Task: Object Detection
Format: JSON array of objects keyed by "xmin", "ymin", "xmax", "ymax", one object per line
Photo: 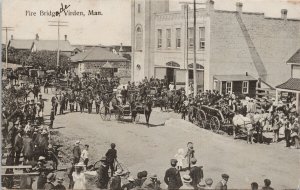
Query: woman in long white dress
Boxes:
[{"xmin": 72, "ymin": 163, "xmax": 86, "ymax": 189}]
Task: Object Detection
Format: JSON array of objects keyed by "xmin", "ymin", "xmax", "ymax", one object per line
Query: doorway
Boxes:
[{"xmin": 166, "ymin": 68, "xmax": 175, "ymax": 83}]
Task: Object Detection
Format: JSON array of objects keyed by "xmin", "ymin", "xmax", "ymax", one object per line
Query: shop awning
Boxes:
[{"xmin": 276, "ymin": 78, "xmax": 300, "ymax": 92}]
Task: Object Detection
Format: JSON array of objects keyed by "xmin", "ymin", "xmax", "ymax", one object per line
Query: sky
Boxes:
[{"xmin": 1, "ymin": 0, "xmax": 300, "ymax": 46}]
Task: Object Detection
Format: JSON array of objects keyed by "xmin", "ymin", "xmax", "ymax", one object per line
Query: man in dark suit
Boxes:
[
  {"xmin": 105, "ymin": 143, "xmax": 117, "ymax": 177},
  {"xmin": 215, "ymin": 174, "xmax": 229, "ymax": 190},
  {"xmin": 164, "ymin": 159, "xmax": 183, "ymax": 190},
  {"xmin": 189, "ymin": 158, "xmax": 203, "ymax": 189},
  {"xmin": 97, "ymin": 157, "xmax": 110, "ymax": 189}
]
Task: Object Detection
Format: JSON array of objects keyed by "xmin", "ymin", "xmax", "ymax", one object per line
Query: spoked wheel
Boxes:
[
  {"xmin": 210, "ymin": 116, "xmax": 221, "ymax": 133},
  {"xmin": 100, "ymin": 106, "xmax": 111, "ymax": 120},
  {"xmin": 115, "ymin": 110, "xmax": 124, "ymax": 121},
  {"xmin": 199, "ymin": 110, "xmax": 207, "ymax": 128}
]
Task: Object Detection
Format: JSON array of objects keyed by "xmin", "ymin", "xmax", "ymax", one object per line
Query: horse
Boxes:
[
  {"xmin": 144, "ymin": 97, "xmax": 153, "ymax": 127},
  {"xmin": 232, "ymin": 113, "xmax": 254, "ymax": 144}
]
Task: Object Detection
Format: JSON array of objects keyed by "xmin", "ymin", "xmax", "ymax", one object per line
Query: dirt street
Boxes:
[{"xmin": 49, "ymin": 103, "xmax": 300, "ymax": 190}]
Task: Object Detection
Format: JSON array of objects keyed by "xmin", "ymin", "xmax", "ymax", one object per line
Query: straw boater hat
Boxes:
[
  {"xmin": 75, "ymin": 140, "xmax": 80, "ymax": 145},
  {"xmin": 38, "ymin": 156, "xmax": 46, "ymax": 161},
  {"xmin": 100, "ymin": 156, "xmax": 107, "ymax": 162},
  {"xmin": 41, "ymin": 130, "xmax": 48, "ymax": 135},
  {"xmin": 205, "ymin": 178, "xmax": 213, "ymax": 186},
  {"xmin": 57, "ymin": 177, "xmax": 64, "ymax": 183},
  {"xmin": 127, "ymin": 176, "xmax": 135, "ymax": 182},
  {"xmin": 150, "ymin": 174, "xmax": 158, "ymax": 179},
  {"xmin": 114, "ymin": 169, "xmax": 124, "ymax": 176},
  {"xmin": 182, "ymin": 175, "xmax": 192, "ymax": 183},
  {"xmin": 75, "ymin": 162, "xmax": 85, "ymax": 167}
]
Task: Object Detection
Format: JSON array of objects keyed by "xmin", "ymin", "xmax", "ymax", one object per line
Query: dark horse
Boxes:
[{"xmin": 144, "ymin": 97, "xmax": 153, "ymax": 127}]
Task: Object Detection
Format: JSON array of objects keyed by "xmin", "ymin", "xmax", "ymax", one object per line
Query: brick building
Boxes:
[
  {"xmin": 131, "ymin": 0, "xmax": 300, "ymax": 95},
  {"xmin": 70, "ymin": 46, "xmax": 130, "ymax": 79}
]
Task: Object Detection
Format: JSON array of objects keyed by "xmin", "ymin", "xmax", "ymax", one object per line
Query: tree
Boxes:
[
  {"xmin": 1, "ymin": 46, "xmax": 31, "ymax": 65},
  {"xmin": 26, "ymin": 50, "xmax": 71, "ymax": 71}
]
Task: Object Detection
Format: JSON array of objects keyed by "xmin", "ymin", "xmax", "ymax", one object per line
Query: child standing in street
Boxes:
[{"xmin": 174, "ymin": 148, "xmax": 185, "ymax": 171}]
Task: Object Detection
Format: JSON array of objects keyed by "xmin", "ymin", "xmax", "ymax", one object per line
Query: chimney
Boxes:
[
  {"xmin": 11, "ymin": 35, "xmax": 13, "ymax": 40},
  {"xmin": 64, "ymin": 35, "xmax": 67, "ymax": 41},
  {"xmin": 236, "ymin": 2, "xmax": 243, "ymax": 13},
  {"xmin": 35, "ymin": 33, "xmax": 39, "ymax": 41},
  {"xmin": 207, "ymin": 0, "xmax": 214, "ymax": 11},
  {"xmin": 281, "ymin": 9, "xmax": 287, "ymax": 20},
  {"xmin": 119, "ymin": 43, "xmax": 124, "ymax": 52}
]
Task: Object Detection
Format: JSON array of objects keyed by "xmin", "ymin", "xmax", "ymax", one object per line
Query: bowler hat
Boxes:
[
  {"xmin": 170, "ymin": 159, "xmax": 178, "ymax": 165},
  {"xmin": 128, "ymin": 176, "xmax": 135, "ymax": 182},
  {"xmin": 190, "ymin": 158, "xmax": 197, "ymax": 164},
  {"xmin": 100, "ymin": 156, "xmax": 107, "ymax": 162},
  {"xmin": 222, "ymin": 174, "xmax": 229, "ymax": 180}
]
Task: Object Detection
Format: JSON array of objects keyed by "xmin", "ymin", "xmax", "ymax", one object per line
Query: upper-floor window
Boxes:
[
  {"xmin": 166, "ymin": 29, "xmax": 171, "ymax": 48},
  {"xmin": 157, "ymin": 29, "xmax": 162, "ymax": 48},
  {"xmin": 176, "ymin": 28, "xmax": 181, "ymax": 48},
  {"xmin": 188, "ymin": 27, "xmax": 194, "ymax": 48},
  {"xmin": 138, "ymin": 4, "xmax": 141, "ymax": 13},
  {"xmin": 199, "ymin": 27, "xmax": 205, "ymax": 49},
  {"xmin": 136, "ymin": 25, "xmax": 142, "ymax": 51}
]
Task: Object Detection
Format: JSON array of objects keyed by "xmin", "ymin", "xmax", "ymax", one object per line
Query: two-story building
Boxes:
[{"xmin": 131, "ymin": 0, "xmax": 300, "ymax": 97}]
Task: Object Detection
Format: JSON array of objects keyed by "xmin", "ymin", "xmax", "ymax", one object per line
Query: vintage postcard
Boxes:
[{"xmin": 1, "ymin": 0, "xmax": 300, "ymax": 189}]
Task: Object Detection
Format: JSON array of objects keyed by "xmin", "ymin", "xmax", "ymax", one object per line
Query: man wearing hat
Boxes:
[
  {"xmin": 262, "ymin": 179, "xmax": 274, "ymax": 190},
  {"xmin": 55, "ymin": 177, "xmax": 66, "ymax": 190},
  {"xmin": 215, "ymin": 174, "xmax": 229, "ymax": 190},
  {"xmin": 96, "ymin": 156, "xmax": 110, "ymax": 189},
  {"xmin": 121, "ymin": 176, "xmax": 136, "ymax": 190},
  {"xmin": 22, "ymin": 131, "xmax": 34, "ymax": 162},
  {"xmin": 110, "ymin": 168, "xmax": 123, "ymax": 190},
  {"xmin": 73, "ymin": 140, "xmax": 81, "ymax": 164},
  {"xmin": 142, "ymin": 174, "xmax": 161, "ymax": 190},
  {"xmin": 3, "ymin": 144, "xmax": 14, "ymax": 189},
  {"xmin": 105, "ymin": 143, "xmax": 117, "ymax": 177},
  {"xmin": 14, "ymin": 129, "xmax": 23, "ymax": 165},
  {"xmin": 164, "ymin": 159, "xmax": 183, "ymax": 190},
  {"xmin": 38, "ymin": 94, "xmax": 44, "ymax": 113},
  {"xmin": 181, "ymin": 174, "xmax": 193, "ymax": 189},
  {"xmin": 36, "ymin": 156, "xmax": 48, "ymax": 189},
  {"xmin": 189, "ymin": 158, "xmax": 203, "ymax": 190}
]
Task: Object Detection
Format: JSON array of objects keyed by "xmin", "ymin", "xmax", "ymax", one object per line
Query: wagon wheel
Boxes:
[
  {"xmin": 115, "ymin": 109, "xmax": 124, "ymax": 121},
  {"xmin": 196, "ymin": 110, "xmax": 205, "ymax": 128},
  {"xmin": 210, "ymin": 116, "xmax": 221, "ymax": 133},
  {"xmin": 197, "ymin": 110, "xmax": 207, "ymax": 128}
]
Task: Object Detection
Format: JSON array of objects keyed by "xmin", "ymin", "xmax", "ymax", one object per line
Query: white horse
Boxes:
[{"xmin": 232, "ymin": 114, "xmax": 254, "ymax": 144}]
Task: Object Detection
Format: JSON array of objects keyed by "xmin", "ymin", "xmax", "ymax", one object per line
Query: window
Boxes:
[
  {"xmin": 188, "ymin": 27, "xmax": 194, "ymax": 48},
  {"xmin": 136, "ymin": 25, "xmax": 142, "ymax": 51},
  {"xmin": 166, "ymin": 29, "xmax": 171, "ymax": 48},
  {"xmin": 138, "ymin": 4, "xmax": 141, "ymax": 13},
  {"xmin": 113, "ymin": 68, "xmax": 118, "ymax": 73},
  {"xmin": 176, "ymin": 28, "xmax": 181, "ymax": 48},
  {"xmin": 199, "ymin": 27, "xmax": 205, "ymax": 49},
  {"xmin": 157, "ymin": 29, "xmax": 162, "ymax": 48},
  {"xmin": 189, "ymin": 70, "xmax": 193, "ymax": 79},
  {"xmin": 242, "ymin": 81, "xmax": 249, "ymax": 94},
  {"xmin": 226, "ymin": 82, "xmax": 232, "ymax": 94}
]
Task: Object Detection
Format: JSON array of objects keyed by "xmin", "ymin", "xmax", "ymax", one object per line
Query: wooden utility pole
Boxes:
[
  {"xmin": 48, "ymin": 20, "xmax": 68, "ymax": 68},
  {"xmin": 2, "ymin": 26, "xmax": 14, "ymax": 73},
  {"xmin": 180, "ymin": 1, "xmax": 206, "ymax": 97}
]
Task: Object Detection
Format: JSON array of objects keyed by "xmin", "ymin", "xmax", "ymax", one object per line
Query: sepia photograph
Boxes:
[{"xmin": 1, "ymin": 0, "xmax": 300, "ymax": 189}]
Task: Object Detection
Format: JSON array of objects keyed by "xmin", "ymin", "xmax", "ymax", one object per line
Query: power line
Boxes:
[{"xmin": 48, "ymin": 20, "xmax": 69, "ymax": 67}]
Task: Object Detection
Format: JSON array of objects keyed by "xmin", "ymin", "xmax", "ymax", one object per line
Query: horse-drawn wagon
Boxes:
[{"xmin": 195, "ymin": 105, "xmax": 235, "ymax": 133}]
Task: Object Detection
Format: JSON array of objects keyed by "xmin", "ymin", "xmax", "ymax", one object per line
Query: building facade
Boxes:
[{"xmin": 131, "ymin": 0, "xmax": 300, "ymax": 93}]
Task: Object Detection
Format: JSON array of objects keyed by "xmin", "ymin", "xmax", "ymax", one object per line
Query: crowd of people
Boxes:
[{"xmin": 1, "ymin": 72, "xmax": 299, "ymax": 189}]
